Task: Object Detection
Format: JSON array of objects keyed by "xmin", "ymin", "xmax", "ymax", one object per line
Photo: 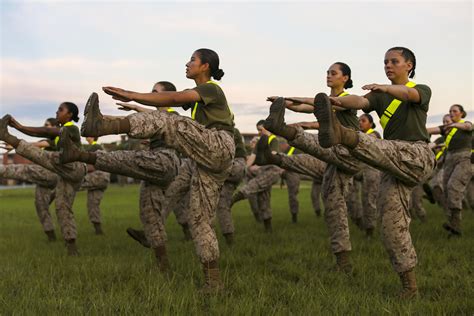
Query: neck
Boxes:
[
  {"xmin": 391, "ymin": 76, "xmax": 409, "ymax": 85},
  {"xmin": 330, "ymin": 87, "xmax": 344, "ymax": 97},
  {"xmin": 194, "ymin": 74, "xmax": 211, "ymax": 85}
]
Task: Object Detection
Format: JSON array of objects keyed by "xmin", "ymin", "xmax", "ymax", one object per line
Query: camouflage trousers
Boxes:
[
  {"xmin": 284, "ymin": 171, "xmax": 301, "ymax": 215},
  {"xmin": 0, "ymin": 164, "xmax": 57, "ymax": 232},
  {"xmin": 465, "ymin": 164, "xmax": 474, "ymax": 211},
  {"xmin": 443, "ymin": 150, "xmax": 472, "ymax": 216},
  {"xmin": 245, "ymin": 173, "xmax": 261, "ymax": 221},
  {"xmin": 93, "ymin": 147, "xmax": 179, "ymax": 249},
  {"xmin": 216, "ymin": 157, "xmax": 246, "ymax": 234},
  {"xmin": 163, "ymin": 159, "xmax": 191, "ymax": 227},
  {"xmin": 347, "ymin": 177, "xmax": 362, "ymax": 223},
  {"xmin": 290, "ymin": 129, "xmax": 363, "ymax": 254},
  {"xmin": 237, "ymin": 165, "xmax": 282, "ymax": 221},
  {"xmin": 429, "ymin": 167, "xmax": 446, "ymax": 211},
  {"xmin": 409, "ymin": 184, "xmax": 427, "ymax": 221},
  {"xmin": 279, "ymin": 153, "xmax": 327, "ymax": 215},
  {"xmin": 16, "ymin": 141, "xmax": 86, "ymax": 241},
  {"xmin": 127, "ymin": 111, "xmax": 235, "ymax": 263},
  {"xmin": 81, "ymin": 170, "xmax": 110, "ymax": 224},
  {"xmin": 361, "ymin": 166, "xmax": 381, "ymax": 229},
  {"xmin": 343, "ymin": 133, "xmax": 436, "ymax": 273}
]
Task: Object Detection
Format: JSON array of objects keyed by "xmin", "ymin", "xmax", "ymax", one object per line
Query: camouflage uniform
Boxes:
[
  {"xmin": 409, "ymin": 184, "xmax": 427, "ymax": 221},
  {"xmin": 162, "ymin": 158, "xmax": 191, "ymax": 228},
  {"xmin": 347, "ymin": 176, "xmax": 363, "ymax": 225},
  {"xmin": 311, "ymin": 180, "xmax": 323, "ymax": 215},
  {"xmin": 284, "ymin": 171, "xmax": 301, "ymax": 216},
  {"xmin": 236, "ymin": 165, "xmax": 282, "ymax": 221},
  {"xmin": 244, "ymin": 172, "xmax": 262, "ymax": 221},
  {"xmin": 15, "ymin": 140, "xmax": 87, "ymax": 240},
  {"xmin": 289, "ymin": 128, "xmax": 363, "ymax": 254},
  {"xmin": 361, "ymin": 166, "xmax": 381, "ymax": 230},
  {"xmin": 443, "ymin": 150, "xmax": 472, "ymax": 220},
  {"xmin": 80, "ymin": 170, "xmax": 110, "ymax": 225},
  {"xmin": 428, "ymin": 166, "xmax": 446, "ymax": 211},
  {"xmin": 216, "ymin": 157, "xmax": 246, "ymax": 234},
  {"xmin": 127, "ymin": 111, "xmax": 235, "ymax": 263},
  {"xmin": 92, "ymin": 147, "xmax": 180, "ymax": 248},
  {"xmin": 0, "ymin": 163, "xmax": 57, "ymax": 232},
  {"xmin": 343, "ymin": 133, "xmax": 435, "ymax": 273}
]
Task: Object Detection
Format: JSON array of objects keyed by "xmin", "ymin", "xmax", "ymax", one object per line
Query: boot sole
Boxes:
[
  {"xmin": 126, "ymin": 228, "xmax": 151, "ymax": 248},
  {"xmin": 314, "ymin": 93, "xmax": 335, "ymax": 148},
  {"xmin": 264, "ymin": 97, "xmax": 286, "ymax": 134},
  {"xmin": 81, "ymin": 92, "xmax": 100, "ymax": 137}
]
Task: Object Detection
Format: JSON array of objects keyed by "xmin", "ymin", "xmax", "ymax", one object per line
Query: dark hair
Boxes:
[
  {"xmin": 195, "ymin": 48, "xmax": 225, "ymax": 80},
  {"xmin": 256, "ymin": 120, "xmax": 266, "ymax": 127},
  {"xmin": 62, "ymin": 102, "xmax": 79, "ymax": 122},
  {"xmin": 334, "ymin": 62, "xmax": 353, "ymax": 89},
  {"xmin": 387, "ymin": 47, "xmax": 417, "ymax": 79},
  {"xmin": 155, "ymin": 81, "xmax": 177, "ymax": 92},
  {"xmin": 45, "ymin": 117, "xmax": 59, "ymax": 127},
  {"xmin": 451, "ymin": 104, "xmax": 467, "ymax": 118},
  {"xmin": 360, "ymin": 113, "xmax": 376, "ymax": 129}
]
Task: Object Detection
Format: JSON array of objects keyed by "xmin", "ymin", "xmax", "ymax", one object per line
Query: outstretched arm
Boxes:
[
  {"xmin": 103, "ymin": 87, "xmax": 200, "ymax": 108},
  {"xmin": 447, "ymin": 121, "xmax": 472, "ymax": 131},
  {"xmin": 116, "ymin": 102, "xmax": 154, "ymax": 113},
  {"xmin": 329, "ymin": 95, "xmax": 370, "ymax": 110},
  {"xmin": 362, "ymin": 84, "xmax": 421, "ymax": 103},
  {"xmin": 8, "ymin": 117, "xmax": 60, "ymax": 138},
  {"xmin": 288, "ymin": 121, "xmax": 320, "ymax": 130}
]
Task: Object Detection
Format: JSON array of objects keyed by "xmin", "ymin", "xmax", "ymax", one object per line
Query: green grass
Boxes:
[{"xmin": 0, "ymin": 183, "xmax": 473, "ymax": 314}]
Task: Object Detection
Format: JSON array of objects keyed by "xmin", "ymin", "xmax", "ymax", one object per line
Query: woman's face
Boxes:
[
  {"xmin": 44, "ymin": 120, "xmax": 53, "ymax": 128},
  {"xmin": 359, "ymin": 115, "xmax": 372, "ymax": 132},
  {"xmin": 443, "ymin": 115, "xmax": 453, "ymax": 125},
  {"xmin": 55, "ymin": 104, "xmax": 72, "ymax": 124},
  {"xmin": 449, "ymin": 105, "xmax": 463, "ymax": 122},
  {"xmin": 185, "ymin": 52, "xmax": 208, "ymax": 79},
  {"xmin": 326, "ymin": 64, "xmax": 347, "ymax": 89},
  {"xmin": 152, "ymin": 83, "xmax": 164, "ymax": 93},
  {"xmin": 384, "ymin": 50, "xmax": 413, "ymax": 82}
]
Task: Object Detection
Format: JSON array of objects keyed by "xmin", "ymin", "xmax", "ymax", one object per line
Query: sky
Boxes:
[{"xmin": 0, "ymin": 0, "xmax": 472, "ymax": 146}]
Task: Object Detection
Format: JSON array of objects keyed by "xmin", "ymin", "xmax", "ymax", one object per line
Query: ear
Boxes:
[{"xmin": 406, "ymin": 60, "xmax": 413, "ymax": 72}]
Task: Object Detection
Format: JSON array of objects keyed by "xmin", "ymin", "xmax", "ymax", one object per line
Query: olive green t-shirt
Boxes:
[
  {"xmin": 183, "ymin": 82, "xmax": 234, "ymax": 133},
  {"xmin": 336, "ymin": 109, "xmax": 360, "ymax": 130},
  {"xmin": 441, "ymin": 122, "xmax": 473, "ymax": 152},
  {"xmin": 364, "ymin": 84, "xmax": 431, "ymax": 142},
  {"xmin": 253, "ymin": 135, "xmax": 279, "ymax": 156},
  {"xmin": 85, "ymin": 142, "xmax": 103, "ymax": 152},
  {"xmin": 57, "ymin": 124, "xmax": 82, "ymax": 149},
  {"xmin": 43, "ymin": 137, "xmax": 57, "ymax": 151},
  {"xmin": 233, "ymin": 128, "xmax": 247, "ymax": 159}
]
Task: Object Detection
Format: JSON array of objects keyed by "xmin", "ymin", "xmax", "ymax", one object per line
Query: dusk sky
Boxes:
[{"xmin": 1, "ymin": 0, "xmax": 472, "ymax": 146}]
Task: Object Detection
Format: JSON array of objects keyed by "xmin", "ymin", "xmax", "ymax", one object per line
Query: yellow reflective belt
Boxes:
[
  {"xmin": 191, "ymin": 81, "xmax": 234, "ymax": 120},
  {"xmin": 91, "ymin": 141, "xmax": 98, "ymax": 145},
  {"xmin": 339, "ymin": 91, "xmax": 349, "ymax": 97},
  {"xmin": 54, "ymin": 121, "xmax": 74, "ymax": 145},
  {"xmin": 166, "ymin": 108, "xmax": 175, "ymax": 113},
  {"xmin": 366, "ymin": 128, "xmax": 375, "ymax": 134},
  {"xmin": 435, "ymin": 119, "xmax": 465, "ymax": 160},
  {"xmin": 268, "ymin": 134, "xmax": 276, "ymax": 145},
  {"xmin": 379, "ymin": 81, "xmax": 417, "ymax": 129},
  {"xmin": 287, "ymin": 146, "xmax": 296, "ymax": 156}
]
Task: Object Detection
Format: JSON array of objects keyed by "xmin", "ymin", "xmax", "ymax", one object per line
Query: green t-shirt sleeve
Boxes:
[
  {"xmin": 363, "ymin": 92, "xmax": 380, "ymax": 114},
  {"xmin": 412, "ymin": 84, "xmax": 431, "ymax": 112},
  {"xmin": 193, "ymin": 83, "xmax": 218, "ymax": 106},
  {"xmin": 269, "ymin": 137, "xmax": 279, "ymax": 152}
]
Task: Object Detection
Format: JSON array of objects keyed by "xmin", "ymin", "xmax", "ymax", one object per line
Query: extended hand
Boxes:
[
  {"xmin": 362, "ymin": 84, "xmax": 388, "ymax": 93},
  {"xmin": 103, "ymin": 87, "xmax": 134, "ymax": 102},
  {"xmin": 116, "ymin": 102, "xmax": 136, "ymax": 112}
]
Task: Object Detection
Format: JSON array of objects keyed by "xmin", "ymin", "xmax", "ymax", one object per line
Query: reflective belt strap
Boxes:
[
  {"xmin": 339, "ymin": 91, "xmax": 349, "ymax": 97},
  {"xmin": 166, "ymin": 108, "xmax": 175, "ymax": 113},
  {"xmin": 91, "ymin": 141, "xmax": 98, "ymax": 145},
  {"xmin": 366, "ymin": 128, "xmax": 375, "ymax": 134},
  {"xmin": 268, "ymin": 134, "xmax": 276, "ymax": 145},
  {"xmin": 54, "ymin": 121, "xmax": 74, "ymax": 145},
  {"xmin": 287, "ymin": 146, "xmax": 296, "ymax": 156},
  {"xmin": 379, "ymin": 81, "xmax": 417, "ymax": 129},
  {"xmin": 191, "ymin": 81, "xmax": 234, "ymax": 120},
  {"xmin": 435, "ymin": 119, "xmax": 465, "ymax": 160}
]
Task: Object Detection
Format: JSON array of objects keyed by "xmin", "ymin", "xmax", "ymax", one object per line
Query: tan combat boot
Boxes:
[
  {"xmin": 45, "ymin": 230, "xmax": 57, "ymax": 242},
  {"xmin": 334, "ymin": 251, "xmax": 353, "ymax": 275},
  {"xmin": 66, "ymin": 239, "xmax": 79, "ymax": 256},
  {"xmin": 263, "ymin": 97, "xmax": 298, "ymax": 141},
  {"xmin": 201, "ymin": 260, "xmax": 223, "ymax": 294},
  {"xmin": 223, "ymin": 233, "xmax": 234, "ymax": 246},
  {"xmin": 398, "ymin": 269, "xmax": 418, "ymax": 299},
  {"xmin": 154, "ymin": 245, "xmax": 170, "ymax": 273}
]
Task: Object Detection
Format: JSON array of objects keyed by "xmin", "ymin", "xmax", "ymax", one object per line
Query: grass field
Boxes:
[{"xmin": 1, "ymin": 183, "xmax": 473, "ymax": 314}]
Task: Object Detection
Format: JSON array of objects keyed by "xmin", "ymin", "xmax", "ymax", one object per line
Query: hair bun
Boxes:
[
  {"xmin": 213, "ymin": 69, "xmax": 225, "ymax": 80},
  {"xmin": 345, "ymin": 79, "xmax": 353, "ymax": 89}
]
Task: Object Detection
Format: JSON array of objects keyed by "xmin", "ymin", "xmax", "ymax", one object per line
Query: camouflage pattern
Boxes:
[
  {"xmin": 237, "ymin": 165, "xmax": 282, "ymax": 221},
  {"xmin": 280, "ymin": 153, "xmax": 327, "ymax": 180},
  {"xmin": 347, "ymin": 177, "xmax": 363, "ymax": 224},
  {"xmin": 163, "ymin": 159, "xmax": 192, "ymax": 226},
  {"xmin": 311, "ymin": 180, "xmax": 323, "ymax": 215},
  {"xmin": 0, "ymin": 163, "xmax": 57, "ymax": 232},
  {"xmin": 348, "ymin": 132, "xmax": 436, "ymax": 273},
  {"xmin": 34, "ymin": 185, "xmax": 56, "ymax": 232},
  {"xmin": 94, "ymin": 148, "xmax": 179, "ymax": 187},
  {"xmin": 361, "ymin": 166, "xmax": 381, "ymax": 229},
  {"xmin": 140, "ymin": 181, "xmax": 167, "ymax": 248},
  {"xmin": 442, "ymin": 150, "xmax": 471, "ymax": 212},
  {"xmin": 429, "ymin": 167, "xmax": 446, "ymax": 211},
  {"xmin": 466, "ymin": 164, "xmax": 474, "ymax": 211},
  {"xmin": 81, "ymin": 170, "xmax": 110, "ymax": 224},
  {"xmin": 284, "ymin": 171, "xmax": 301, "ymax": 215},
  {"xmin": 127, "ymin": 111, "xmax": 235, "ymax": 263},
  {"xmin": 289, "ymin": 127, "xmax": 362, "ymax": 175},
  {"xmin": 244, "ymin": 172, "xmax": 262, "ymax": 221},
  {"xmin": 15, "ymin": 140, "xmax": 86, "ymax": 240},
  {"xmin": 322, "ymin": 164, "xmax": 353, "ymax": 254},
  {"xmin": 216, "ymin": 157, "xmax": 246, "ymax": 234},
  {"xmin": 409, "ymin": 184, "xmax": 427, "ymax": 221}
]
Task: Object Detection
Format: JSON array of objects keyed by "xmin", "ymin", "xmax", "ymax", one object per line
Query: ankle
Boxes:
[
  {"xmin": 119, "ymin": 118, "xmax": 131, "ymax": 134},
  {"xmin": 79, "ymin": 151, "xmax": 97, "ymax": 164}
]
